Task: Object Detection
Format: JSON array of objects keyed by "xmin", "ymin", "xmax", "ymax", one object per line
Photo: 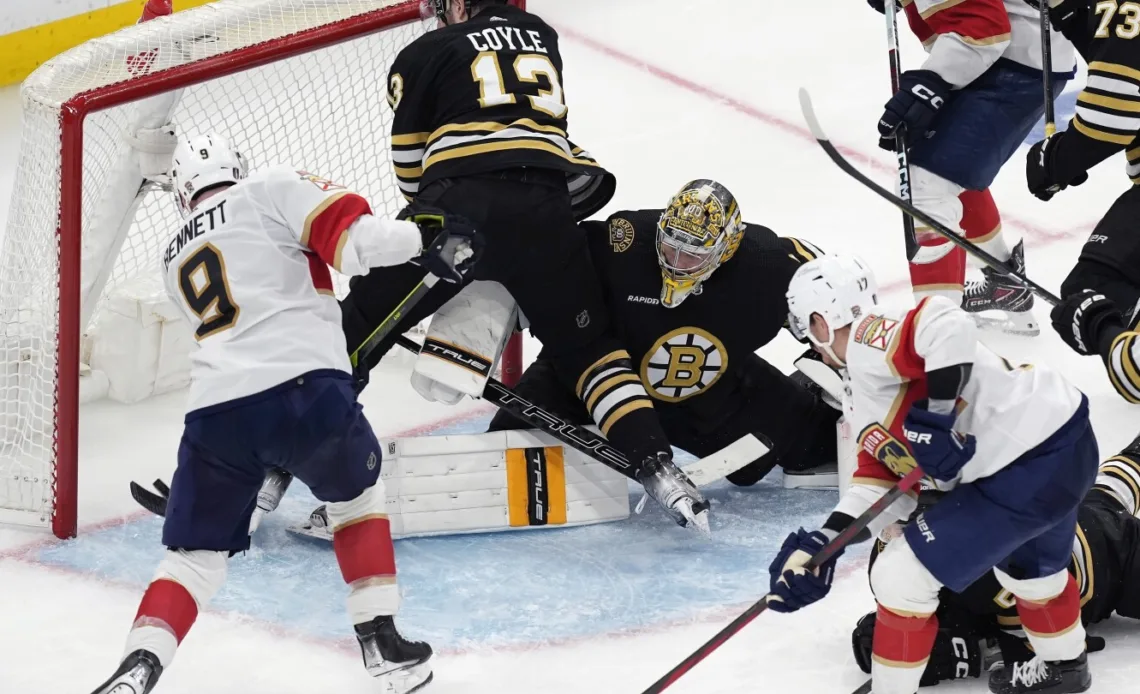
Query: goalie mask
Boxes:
[
  {"xmin": 656, "ymin": 179, "xmax": 745, "ymax": 308},
  {"xmin": 170, "ymin": 132, "xmax": 248, "ymax": 218}
]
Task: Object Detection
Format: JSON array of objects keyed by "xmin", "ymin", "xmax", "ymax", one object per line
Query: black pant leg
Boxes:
[
  {"xmin": 486, "ymin": 357, "xmax": 591, "ymax": 431},
  {"xmin": 1062, "ymin": 186, "xmax": 1140, "ymax": 321}
]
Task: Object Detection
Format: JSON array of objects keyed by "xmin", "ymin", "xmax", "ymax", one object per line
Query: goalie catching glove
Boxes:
[{"xmin": 402, "ymin": 205, "xmax": 484, "ymax": 284}]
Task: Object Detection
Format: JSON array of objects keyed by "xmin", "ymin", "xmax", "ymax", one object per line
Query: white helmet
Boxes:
[
  {"xmin": 786, "ymin": 254, "xmax": 878, "ymax": 365},
  {"xmin": 170, "ymin": 132, "xmax": 248, "ymax": 217}
]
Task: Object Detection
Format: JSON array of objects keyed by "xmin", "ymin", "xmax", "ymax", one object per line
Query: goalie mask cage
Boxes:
[{"xmin": 3, "ymin": 0, "xmax": 526, "ymax": 539}]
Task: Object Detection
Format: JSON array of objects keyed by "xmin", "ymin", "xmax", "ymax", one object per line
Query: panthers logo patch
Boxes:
[
  {"xmin": 859, "ymin": 423, "xmax": 917, "ymax": 477},
  {"xmin": 640, "ymin": 328, "xmax": 727, "ymax": 402},
  {"xmin": 853, "ymin": 314, "xmax": 898, "ymax": 352},
  {"xmin": 609, "ymin": 217, "xmax": 635, "ymax": 253},
  {"xmin": 297, "ymin": 171, "xmax": 346, "ymax": 192}
]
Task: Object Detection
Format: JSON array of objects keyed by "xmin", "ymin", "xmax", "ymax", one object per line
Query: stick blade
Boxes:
[{"xmin": 798, "ymin": 88, "xmax": 827, "ymax": 142}]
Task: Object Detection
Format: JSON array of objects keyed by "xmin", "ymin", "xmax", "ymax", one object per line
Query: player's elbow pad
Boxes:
[{"xmin": 338, "ymin": 215, "xmax": 423, "ymax": 276}]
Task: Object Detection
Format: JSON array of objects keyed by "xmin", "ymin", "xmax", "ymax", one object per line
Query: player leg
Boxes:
[
  {"xmin": 485, "ymin": 356, "xmax": 592, "ymax": 432},
  {"xmin": 91, "ymin": 398, "xmax": 279, "ymax": 693},
  {"xmin": 421, "ymin": 170, "xmax": 704, "ymax": 530},
  {"xmin": 907, "ymin": 64, "xmax": 1068, "ymax": 335},
  {"xmin": 282, "ymin": 371, "xmax": 432, "ymax": 694}
]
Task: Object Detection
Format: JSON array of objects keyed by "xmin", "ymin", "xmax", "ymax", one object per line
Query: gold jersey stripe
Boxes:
[
  {"xmin": 585, "ymin": 373, "xmax": 643, "ymax": 412},
  {"xmin": 427, "ymin": 118, "xmax": 569, "ymax": 145},
  {"xmin": 424, "ymin": 138, "xmax": 599, "ymax": 172},
  {"xmin": 391, "ymin": 132, "xmax": 430, "ymax": 146},
  {"xmin": 394, "ymin": 164, "xmax": 423, "ymax": 178},
  {"xmin": 787, "ymin": 237, "xmax": 818, "ymax": 263},
  {"xmin": 919, "ymin": 0, "xmax": 970, "ymax": 19},
  {"xmin": 1078, "ymin": 90, "xmax": 1140, "ymax": 113},
  {"xmin": 1090, "ymin": 61, "xmax": 1140, "ymax": 84},
  {"xmin": 599, "ymin": 399, "xmax": 653, "ymax": 436},
  {"xmin": 959, "ymin": 32, "xmax": 1011, "ymax": 46},
  {"xmin": 1073, "ymin": 115, "xmax": 1138, "ymax": 145},
  {"xmin": 576, "ymin": 350, "xmax": 630, "ymax": 396}
]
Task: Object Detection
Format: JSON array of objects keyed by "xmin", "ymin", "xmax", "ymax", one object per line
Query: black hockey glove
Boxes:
[
  {"xmin": 1026, "ymin": 133, "xmax": 1089, "ymax": 202},
  {"xmin": 1022, "ymin": 0, "xmax": 1090, "ymax": 47},
  {"xmin": 866, "ymin": 0, "xmax": 902, "ymax": 13},
  {"xmin": 1050, "ymin": 288, "xmax": 1125, "ymax": 356},
  {"xmin": 405, "ymin": 209, "xmax": 485, "ymax": 284},
  {"xmin": 878, "ymin": 70, "xmax": 951, "ymax": 151}
]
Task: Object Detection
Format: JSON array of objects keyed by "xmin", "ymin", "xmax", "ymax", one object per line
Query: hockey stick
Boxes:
[
  {"xmin": 798, "ymin": 88, "xmax": 1061, "ymax": 306},
  {"xmin": 850, "ymin": 679, "xmax": 873, "ymax": 694},
  {"xmin": 1038, "ymin": 1, "xmax": 1057, "ymax": 137},
  {"xmin": 638, "ymin": 463, "xmax": 927, "ymax": 694},
  {"xmin": 393, "ymin": 334, "xmax": 767, "ymax": 486},
  {"xmin": 885, "ymin": 0, "xmax": 920, "ymax": 261},
  {"xmin": 130, "ymin": 479, "xmax": 170, "ymax": 517},
  {"xmin": 349, "ymin": 273, "xmax": 440, "ymax": 368}
]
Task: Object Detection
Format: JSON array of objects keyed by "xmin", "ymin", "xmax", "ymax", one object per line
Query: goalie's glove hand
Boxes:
[
  {"xmin": 767, "ymin": 528, "xmax": 842, "ymax": 613},
  {"xmin": 1050, "ymin": 289, "xmax": 1124, "ymax": 356},
  {"xmin": 1026, "ymin": 133, "xmax": 1089, "ymax": 202},
  {"xmin": 403, "ymin": 207, "xmax": 485, "ymax": 284},
  {"xmin": 878, "ymin": 70, "xmax": 951, "ymax": 150}
]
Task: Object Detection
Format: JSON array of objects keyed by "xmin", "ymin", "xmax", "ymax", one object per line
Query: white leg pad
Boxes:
[
  {"xmin": 870, "ymin": 535, "xmax": 943, "ymax": 616},
  {"xmin": 413, "ymin": 280, "xmax": 517, "ymax": 402},
  {"xmin": 909, "ymin": 166, "xmax": 966, "ymax": 265}
]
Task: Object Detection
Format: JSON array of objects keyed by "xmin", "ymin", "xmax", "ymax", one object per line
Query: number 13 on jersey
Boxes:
[{"xmin": 471, "ymin": 52, "xmax": 566, "ymax": 118}]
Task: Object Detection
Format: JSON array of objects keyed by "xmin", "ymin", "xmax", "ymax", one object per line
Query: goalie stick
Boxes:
[
  {"xmin": 638, "ymin": 458, "xmax": 926, "ymax": 694},
  {"xmin": 797, "ymin": 88, "xmax": 1061, "ymax": 307}
]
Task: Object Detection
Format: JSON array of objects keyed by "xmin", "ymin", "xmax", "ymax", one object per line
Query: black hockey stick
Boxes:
[
  {"xmin": 638, "ymin": 462, "xmax": 927, "ymax": 694},
  {"xmin": 798, "ymin": 88, "xmax": 1061, "ymax": 306},
  {"xmin": 850, "ymin": 679, "xmax": 873, "ymax": 694},
  {"xmin": 130, "ymin": 479, "xmax": 170, "ymax": 517},
  {"xmin": 392, "ymin": 334, "xmax": 767, "ymax": 486},
  {"xmin": 1038, "ymin": 1, "xmax": 1057, "ymax": 137},
  {"xmin": 885, "ymin": 0, "xmax": 920, "ymax": 261}
]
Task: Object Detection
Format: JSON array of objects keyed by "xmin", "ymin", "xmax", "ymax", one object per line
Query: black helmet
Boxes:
[{"xmin": 424, "ymin": 0, "xmax": 509, "ymax": 22}]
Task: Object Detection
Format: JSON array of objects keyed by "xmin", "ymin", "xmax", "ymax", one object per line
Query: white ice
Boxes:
[{"xmin": 2, "ymin": 0, "xmax": 1139, "ymax": 692}]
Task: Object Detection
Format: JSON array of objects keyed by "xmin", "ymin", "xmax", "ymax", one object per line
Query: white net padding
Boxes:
[{"xmin": 0, "ymin": 0, "xmax": 431, "ymax": 535}]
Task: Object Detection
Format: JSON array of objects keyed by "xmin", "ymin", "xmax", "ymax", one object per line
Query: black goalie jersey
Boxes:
[{"xmin": 386, "ymin": 4, "xmax": 615, "ymax": 219}]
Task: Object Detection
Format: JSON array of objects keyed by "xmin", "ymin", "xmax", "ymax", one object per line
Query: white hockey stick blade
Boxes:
[
  {"xmin": 682, "ymin": 433, "xmax": 770, "ymax": 487},
  {"xmin": 794, "ymin": 356, "xmax": 845, "ymax": 407}
]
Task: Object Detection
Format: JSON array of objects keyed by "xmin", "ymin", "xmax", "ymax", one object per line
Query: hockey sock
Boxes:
[
  {"xmin": 959, "ymin": 189, "xmax": 1010, "ymax": 263},
  {"xmin": 124, "ymin": 549, "xmax": 226, "ymax": 667},
  {"xmin": 1094, "ymin": 453, "xmax": 1140, "ymax": 516},
  {"xmin": 1015, "ymin": 573, "xmax": 1085, "ymax": 661},
  {"xmin": 574, "ymin": 350, "xmax": 668, "ymax": 470},
  {"xmin": 328, "ymin": 483, "xmax": 400, "ymax": 623},
  {"xmin": 871, "ymin": 604, "xmax": 939, "ymax": 694}
]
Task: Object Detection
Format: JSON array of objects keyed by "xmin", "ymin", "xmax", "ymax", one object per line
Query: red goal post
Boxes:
[{"xmin": 4, "ymin": 0, "xmax": 526, "ymax": 539}]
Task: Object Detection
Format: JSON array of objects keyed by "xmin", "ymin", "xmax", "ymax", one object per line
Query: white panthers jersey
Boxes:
[
  {"xmin": 906, "ymin": 0, "xmax": 1075, "ymax": 88},
  {"xmin": 834, "ymin": 296, "xmax": 1085, "ymax": 526},
  {"xmin": 160, "ymin": 165, "xmax": 422, "ymax": 412}
]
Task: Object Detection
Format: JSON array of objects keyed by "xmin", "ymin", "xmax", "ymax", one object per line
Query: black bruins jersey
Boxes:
[
  {"xmin": 576, "ymin": 209, "xmax": 821, "ymax": 432},
  {"xmin": 386, "ymin": 4, "xmax": 615, "ymax": 219},
  {"xmin": 1049, "ymin": 2, "xmax": 1140, "ymax": 185}
]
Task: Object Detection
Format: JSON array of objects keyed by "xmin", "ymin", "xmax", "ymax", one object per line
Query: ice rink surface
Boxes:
[{"xmin": 1, "ymin": 0, "xmax": 1139, "ymax": 692}]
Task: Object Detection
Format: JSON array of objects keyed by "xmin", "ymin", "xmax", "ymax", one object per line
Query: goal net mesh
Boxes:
[{"xmin": 0, "ymin": 0, "xmax": 431, "ymax": 531}]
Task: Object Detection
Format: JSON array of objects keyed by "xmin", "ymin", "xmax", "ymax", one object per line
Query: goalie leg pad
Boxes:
[
  {"xmin": 328, "ymin": 482, "xmax": 401, "ymax": 622},
  {"xmin": 413, "ymin": 280, "xmax": 518, "ymax": 403},
  {"xmin": 125, "ymin": 549, "xmax": 227, "ymax": 667}
]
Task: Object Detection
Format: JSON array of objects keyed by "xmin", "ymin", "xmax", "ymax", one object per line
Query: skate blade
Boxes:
[
  {"xmin": 970, "ymin": 311, "xmax": 1040, "ymax": 337},
  {"xmin": 677, "ymin": 499, "xmax": 711, "ymax": 538},
  {"xmin": 374, "ymin": 662, "xmax": 433, "ymax": 694}
]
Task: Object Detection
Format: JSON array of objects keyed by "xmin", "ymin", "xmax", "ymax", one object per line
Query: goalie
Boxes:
[
  {"xmin": 487, "ymin": 180, "xmax": 840, "ymax": 487},
  {"xmin": 91, "ymin": 133, "xmax": 479, "ymax": 694}
]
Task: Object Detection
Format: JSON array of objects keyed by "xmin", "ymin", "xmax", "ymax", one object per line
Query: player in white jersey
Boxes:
[
  {"xmin": 90, "ymin": 133, "xmax": 480, "ymax": 694},
  {"xmin": 868, "ymin": 0, "xmax": 1075, "ymax": 335},
  {"xmin": 766, "ymin": 255, "xmax": 1098, "ymax": 694}
]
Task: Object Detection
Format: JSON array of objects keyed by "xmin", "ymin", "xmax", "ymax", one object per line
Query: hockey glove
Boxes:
[
  {"xmin": 407, "ymin": 211, "xmax": 485, "ymax": 284},
  {"xmin": 878, "ymin": 70, "xmax": 951, "ymax": 151},
  {"xmin": 1026, "ymin": 133, "xmax": 1089, "ymax": 202},
  {"xmin": 1050, "ymin": 288, "xmax": 1125, "ymax": 356},
  {"xmin": 902, "ymin": 400, "xmax": 976, "ymax": 482},
  {"xmin": 767, "ymin": 528, "xmax": 842, "ymax": 613},
  {"xmin": 1022, "ymin": 0, "xmax": 1090, "ymax": 47}
]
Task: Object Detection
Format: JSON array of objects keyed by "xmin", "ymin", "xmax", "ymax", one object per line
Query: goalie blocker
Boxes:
[{"xmin": 290, "ymin": 429, "xmax": 631, "ymax": 541}]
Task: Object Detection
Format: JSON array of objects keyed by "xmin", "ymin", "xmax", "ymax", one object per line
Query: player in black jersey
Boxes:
[
  {"xmin": 1024, "ymin": 0, "xmax": 1140, "ymax": 404},
  {"xmin": 851, "ymin": 437, "xmax": 1140, "ymax": 692},
  {"xmin": 487, "ymin": 180, "xmax": 840, "ymax": 486},
  {"xmin": 340, "ymin": 0, "xmax": 710, "ymax": 531}
]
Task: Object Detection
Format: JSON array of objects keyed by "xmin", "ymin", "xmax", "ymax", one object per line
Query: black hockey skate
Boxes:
[
  {"xmin": 962, "ymin": 240, "xmax": 1039, "ymax": 336},
  {"xmin": 90, "ymin": 649, "xmax": 163, "ymax": 694},
  {"xmin": 987, "ymin": 653, "xmax": 1091, "ymax": 694},
  {"xmin": 355, "ymin": 616, "xmax": 434, "ymax": 694},
  {"xmin": 634, "ymin": 452, "xmax": 711, "ymax": 536}
]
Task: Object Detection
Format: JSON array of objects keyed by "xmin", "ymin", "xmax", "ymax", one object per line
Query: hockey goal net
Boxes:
[{"xmin": 2, "ymin": 0, "xmax": 524, "ymax": 539}]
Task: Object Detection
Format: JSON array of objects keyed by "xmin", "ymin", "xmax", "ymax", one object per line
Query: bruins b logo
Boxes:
[{"xmin": 640, "ymin": 328, "xmax": 727, "ymax": 402}]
